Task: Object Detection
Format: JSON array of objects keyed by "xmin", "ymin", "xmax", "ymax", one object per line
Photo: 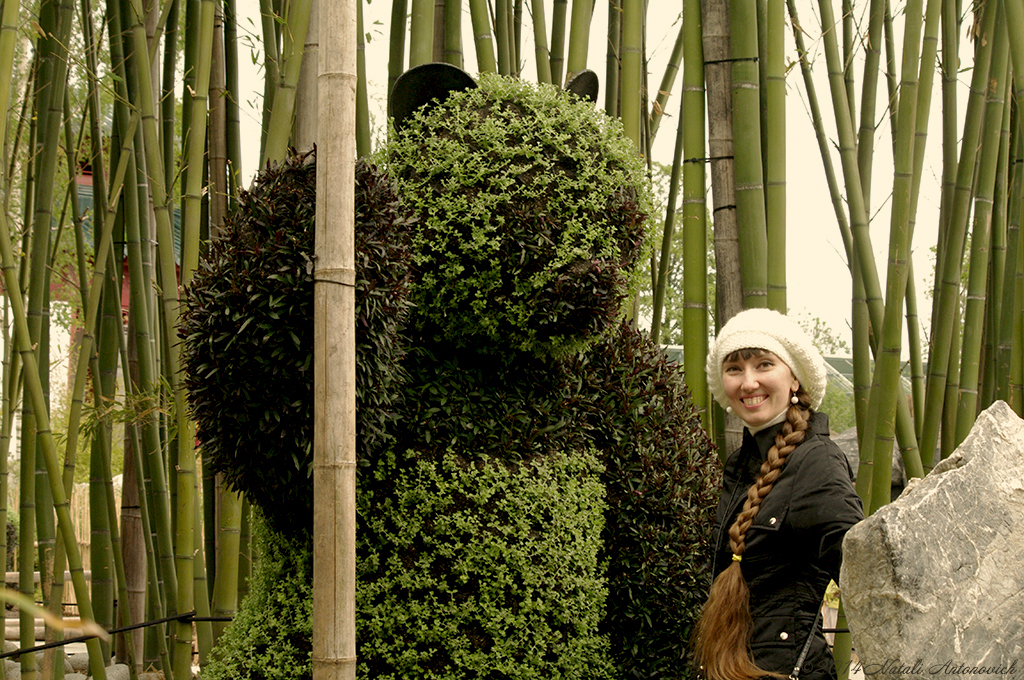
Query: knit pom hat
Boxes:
[{"xmin": 706, "ymin": 308, "xmax": 828, "ymax": 410}]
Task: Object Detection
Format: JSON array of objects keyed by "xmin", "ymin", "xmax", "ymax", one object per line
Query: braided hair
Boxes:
[{"xmin": 693, "ymin": 349, "xmax": 812, "ymax": 680}]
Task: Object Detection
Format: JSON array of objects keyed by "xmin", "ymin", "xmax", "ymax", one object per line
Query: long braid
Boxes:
[{"xmin": 693, "ymin": 394, "xmax": 811, "ymax": 680}]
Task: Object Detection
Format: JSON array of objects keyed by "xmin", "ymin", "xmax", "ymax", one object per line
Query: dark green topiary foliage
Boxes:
[
  {"xmin": 567, "ymin": 322, "xmax": 721, "ymax": 679},
  {"xmin": 388, "ymin": 73, "xmax": 651, "ymax": 357},
  {"xmin": 180, "ymin": 150, "xmax": 413, "ymax": 534}
]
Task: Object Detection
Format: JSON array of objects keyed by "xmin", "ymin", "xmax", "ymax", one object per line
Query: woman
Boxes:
[{"xmin": 694, "ymin": 309, "xmax": 864, "ymax": 680}]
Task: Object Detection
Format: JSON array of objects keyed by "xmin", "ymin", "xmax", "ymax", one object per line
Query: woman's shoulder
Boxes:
[{"xmin": 789, "ymin": 413, "xmax": 855, "ymax": 477}]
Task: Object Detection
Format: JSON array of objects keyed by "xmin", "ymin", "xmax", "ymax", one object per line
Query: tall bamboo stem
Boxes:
[{"xmin": 314, "ymin": 0, "xmax": 357, "ymax": 676}]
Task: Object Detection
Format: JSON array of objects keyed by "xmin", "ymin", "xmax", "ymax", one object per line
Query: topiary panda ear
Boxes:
[
  {"xmin": 563, "ymin": 69, "xmax": 599, "ymax": 103},
  {"xmin": 389, "ymin": 63, "xmax": 478, "ymax": 132}
]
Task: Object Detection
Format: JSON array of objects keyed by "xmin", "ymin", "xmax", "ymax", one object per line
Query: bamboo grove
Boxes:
[{"xmin": 0, "ymin": 0, "xmax": 1020, "ymax": 677}]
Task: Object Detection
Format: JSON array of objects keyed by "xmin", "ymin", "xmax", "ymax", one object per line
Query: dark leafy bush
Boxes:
[
  {"xmin": 201, "ymin": 511, "xmax": 313, "ymax": 680},
  {"xmin": 180, "ymin": 150, "xmax": 413, "ymax": 534},
  {"xmin": 387, "ymin": 73, "xmax": 652, "ymax": 357},
  {"xmin": 357, "ymin": 446, "xmax": 614, "ymax": 680},
  {"xmin": 384, "ymin": 345, "xmax": 574, "ymax": 462},
  {"xmin": 566, "ymin": 322, "xmax": 721, "ymax": 679}
]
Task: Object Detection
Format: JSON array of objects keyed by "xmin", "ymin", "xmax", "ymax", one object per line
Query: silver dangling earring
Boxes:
[{"xmin": 791, "ymin": 394, "xmax": 799, "ymax": 405}]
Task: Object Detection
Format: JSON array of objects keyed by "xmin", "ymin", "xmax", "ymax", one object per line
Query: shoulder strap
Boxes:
[{"xmin": 789, "ymin": 606, "xmax": 823, "ymax": 680}]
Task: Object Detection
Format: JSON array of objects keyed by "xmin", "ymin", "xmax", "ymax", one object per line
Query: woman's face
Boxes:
[{"xmin": 721, "ymin": 349, "xmax": 800, "ymax": 429}]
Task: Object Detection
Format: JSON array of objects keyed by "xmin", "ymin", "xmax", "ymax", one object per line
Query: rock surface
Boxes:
[{"xmin": 840, "ymin": 400, "xmax": 1024, "ymax": 676}]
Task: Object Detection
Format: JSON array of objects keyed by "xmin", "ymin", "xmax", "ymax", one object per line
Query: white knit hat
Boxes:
[{"xmin": 706, "ymin": 308, "xmax": 828, "ymax": 410}]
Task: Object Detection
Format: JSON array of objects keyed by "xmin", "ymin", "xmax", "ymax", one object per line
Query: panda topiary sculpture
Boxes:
[{"xmin": 186, "ymin": 64, "xmax": 719, "ymax": 680}]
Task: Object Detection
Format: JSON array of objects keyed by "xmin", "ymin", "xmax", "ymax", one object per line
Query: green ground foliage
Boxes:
[
  {"xmin": 180, "ymin": 151, "xmax": 413, "ymax": 535},
  {"xmin": 201, "ymin": 511, "xmax": 313, "ymax": 680},
  {"xmin": 185, "ymin": 74, "xmax": 718, "ymax": 680}
]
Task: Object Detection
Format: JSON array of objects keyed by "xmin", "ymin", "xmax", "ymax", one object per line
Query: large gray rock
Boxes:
[{"xmin": 840, "ymin": 400, "xmax": 1024, "ymax": 676}]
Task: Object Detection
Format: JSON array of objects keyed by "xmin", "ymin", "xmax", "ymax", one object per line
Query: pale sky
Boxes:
[{"xmin": 233, "ymin": 0, "xmax": 967, "ymax": 357}]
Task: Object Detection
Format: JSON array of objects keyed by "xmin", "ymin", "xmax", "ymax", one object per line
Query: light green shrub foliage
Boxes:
[
  {"xmin": 387, "ymin": 73, "xmax": 653, "ymax": 356},
  {"xmin": 357, "ymin": 447, "xmax": 615, "ymax": 679},
  {"xmin": 201, "ymin": 512, "xmax": 313, "ymax": 680}
]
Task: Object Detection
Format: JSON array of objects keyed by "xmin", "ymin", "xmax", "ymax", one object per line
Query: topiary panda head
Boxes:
[{"xmin": 387, "ymin": 65, "xmax": 652, "ymax": 357}]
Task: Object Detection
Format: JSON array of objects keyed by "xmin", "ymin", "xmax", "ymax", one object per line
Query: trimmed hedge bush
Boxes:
[
  {"xmin": 188, "ymin": 75, "xmax": 718, "ymax": 680},
  {"xmin": 387, "ymin": 73, "xmax": 652, "ymax": 357},
  {"xmin": 201, "ymin": 511, "xmax": 313, "ymax": 680},
  {"xmin": 180, "ymin": 151, "xmax": 412, "ymax": 534},
  {"xmin": 357, "ymin": 447, "xmax": 613, "ymax": 679}
]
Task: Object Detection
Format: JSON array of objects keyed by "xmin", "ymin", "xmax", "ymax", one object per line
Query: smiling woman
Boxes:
[{"xmin": 693, "ymin": 308, "xmax": 864, "ymax": 680}]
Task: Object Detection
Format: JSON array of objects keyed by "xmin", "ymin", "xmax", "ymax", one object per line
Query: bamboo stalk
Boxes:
[
  {"xmin": 856, "ymin": 0, "xmax": 886, "ymax": 209},
  {"xmin": 619, "ymin": 0, "xmax": 643, "ymax": 149},
  {"xmin": 356, "ymin": 0, "xmax": 372, "ymax": 156},
  {"xmin": 388, "ymin": 0, "xmax": 408, "ymax": 104},
  {"xmin": 954, "ymin": 35, "xmax": 1008, "ymax": 444},
  {"xmin": 651, "ymin": 105, "xmax": 686, "ymax": 345},
  {"xmin": 532, "ymin": 0, "xmax": 553, "ymax": 84},
  {"xmin": 648, "ymin": 22, "xmax": 683, "ymax": 140},
  {"xmin": 983, "ymin": 76, "xmax": 1011, "ymax": 405},
  {"xmin": 731, "ymin": 0, "xmax": 768, "ymax": 309},
  {"xmin": 550, "ymin": 0, "xmax": 568, "ymax": 83},
  {"xmin": 566, "ymin": 0, "xmax": 592, "ymax": 78},
  {"xmin": 262, "ymin": 0, "xmax": 315, "ymax": 163},
  {"xmin": 468, "ymin": 0, "xmax": 498, "ymax": 73},
  {"xmin": 409, "ymin": 0, "xmax": 434, "ymax": 67},
  {"xmin": 765, "ymin": 0, "xmax": 786, "ymax": 311},
  {"xmin": 862, "ymin": 0, "xmax": 927, "ymax": 516},
  {"xmin": 703, "ymin": 0, "xmax": 742, "ymax": 330},
  {"xmin": 681, "ymin": 0, "xmax": 709, "ymax": 429},
  {"xmin": 314, "ymin": 0, "xmax": 357, "ymax": 676}
]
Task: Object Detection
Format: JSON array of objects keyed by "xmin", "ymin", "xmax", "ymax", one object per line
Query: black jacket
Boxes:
[{"xmin": 711, "ymin": 412, "xmax": 864, "ymax": 680}]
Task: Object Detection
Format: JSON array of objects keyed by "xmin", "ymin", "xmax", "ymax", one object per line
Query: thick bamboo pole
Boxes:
[
  {"xmin": 619, "ymin": 0, "xmax": 643, "ymax": 148},
  {"xmin": 681, "ymin": 0, "xmax": 709, "ymax": 428},
  {"xmin": 566, "ymin": 0, "xmax": 592, "ymax": 78},
  {"xmin": 730, "ymin": 0, "xmax": 768, "ymax": 309},
  {"xmin": 532, "ymin": 0, "xmax": 553, "ymax": 84},
  {"xmin": 703, "ymin": 0, "xmax": 742, "ymax": 328},
  {"xmin": 409, "ymin": 0, "xmax": 434, "ymax": 66},
  {"xmin": 764, "ymin": 0, "xmax": 786, "ymax": 312},
  {"xmin": 467, "ymin": 0, "xmax": 498, "ymax": 73},
  {"xmin": 210, "ymin": 483, "xmax": 243, "ymax": 645},
  {"xmin": 550, "ymin": 0, "xmax": 568, "ymax": 83},
  {"xmin": 314, "ymin": 0, "xmax": 357, "ymax": 676}
]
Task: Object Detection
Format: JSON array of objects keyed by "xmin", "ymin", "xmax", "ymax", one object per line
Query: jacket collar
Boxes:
[{"xmin": 742, "ymin": 410, "xmax": 830, "ymax": 464}]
